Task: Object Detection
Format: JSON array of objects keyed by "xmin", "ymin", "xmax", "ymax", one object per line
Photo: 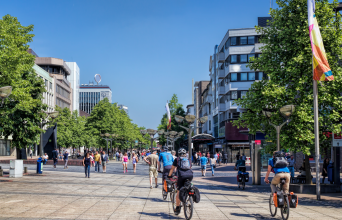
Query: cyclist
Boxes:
[
  {"xmin": 167, "ymin": 148, "xmax": 193, "ymax": 215},
  {"xmin": 265, "ymin": 151, "xmax": 290, "ymax": 194},
  {"xmin": 158, "ymin": 146, "xmax": 174, "ymax": 185}
]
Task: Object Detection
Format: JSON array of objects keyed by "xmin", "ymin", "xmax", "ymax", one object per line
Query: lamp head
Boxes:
[
  {"xmin": 262, "ymin": 110, "xmax": 272, "ymax": 118},
  {"xmin": 280, "ymin": 105, "xmax": 295, "ymax": 118},
  {"xmin": 185, "ymin": 115, "xmax": 196, "ymax": 124},
  {"xmin": 140, "ymin": 130, "xmax": 147, "ymax": 135},
  {"xmin": 175, "ymin": 115, "xmax": 184, "ymax": 123},
  {"xmin": 178, "ymin": 131, "xmax": 184, "ymax": 136},
  {"xmin": 170, "ymin": 131, "xmax": 178, "ymax": 136},
  {"xmin": 158, "ymin": 129, "xmax": 164, "ymax": 135},
  {"xmin": 0, "ymin": 86, "xmax": 12, "ymax": 98},
  {"xmin": 49, "ymin": 111, "xmax": 59, "ymax": 119},
  {"xmin": 199, "ymin": 116, "xmax": 208, "ymax": 124},
  {"xmin": 105, "ymin": 133, "xmax": 110, "ymax": 137},
  {"xmin": 100, "ymin": 134, "xmax": 104, "ymax": 137}
]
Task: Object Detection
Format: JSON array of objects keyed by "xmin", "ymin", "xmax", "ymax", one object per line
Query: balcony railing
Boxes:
[
  {"xmin": 217, "ymin": 52, "xmax": 225, "ymax": 63},
  {"xmin": 218, "ymin": 69, "xmax": 225, "ymax": 79}
]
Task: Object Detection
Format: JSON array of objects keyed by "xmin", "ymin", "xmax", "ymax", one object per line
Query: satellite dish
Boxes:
[{"xmin": 94, "ymin": 74, "xmax": 101, "ymax": 85}]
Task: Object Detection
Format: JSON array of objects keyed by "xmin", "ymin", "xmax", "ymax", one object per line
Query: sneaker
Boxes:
[
  {"xmin": 202, "ymin": 174, "xmax": 204, "ymax": 176},
  {"xmin": 212, "ymin": 174, "xmax": 214, "ymax": 176},
  {"xmin": 150, "ymin": 186, "xmax": 153, "ymax": 189},
  {"xmin": 155, "ymin": 184, "xmax": 158, "ymax": 188},
  {"xmin": 174, "ymin": 206, "xmax": 181, "ymax": 215},
  {"xmin": 85, "ymin": 175, "xmax": 87, "ymax": 178}
]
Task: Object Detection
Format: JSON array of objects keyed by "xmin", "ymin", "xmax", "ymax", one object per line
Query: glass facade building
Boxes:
[{"xmin": 79, "ymin": 84, "xmax": 112, "ymax": 115}]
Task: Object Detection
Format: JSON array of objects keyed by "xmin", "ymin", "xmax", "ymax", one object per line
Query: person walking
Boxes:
[
  {"xmin": 194, "ymin": 152, "xmax": 198, "ymax": 165},
  {"xmin": 242, "ymin": 153, "xmax": 246, "ymax": 161},
  {"xmin": 43, "ymin": 153, "xmax": 49, "ymax": 165},
  {"xmin": 210, "ymin": 154, "xmax": 217, "ymax": 176},
  {"xmin": 101, "ymin": 151, "xmax": 108, "ymax": 173},
  {"xmin": 116, "ymin": 151, "xmax": 119, "ymax": 161},
  {"xmin": 94, "ymin": 151, "xmax": 101, "ymax": 172},
  {"xmin": 29, "ymin": 148, "xmax": 32, "ymax": 159},
  {"xmin": 52, "ymin": 148, "xmax": 58, "ymax": 168},
  {"xmin": 63, "ymin": 151, "xmax": 69, "ymax": 169},
  {"xmin": 223, "ymin": 151, "xmax": 228, "ymax": 164},
  {"xmin": 122, "ymin": 152, "xmax": 129, "ymax": 173},
  {"xmin": 287, "ymin": 155, "xmax": 296, "ymax": 181},
  {"xmin": 144, "ymin": 150, "xmax": 159, "ymax": 189},
  {"xmin": 219, "ymin": 152, "xmax": 222, "ymax": 166},
  {"xmin": 200, "ymin": 153, "xmax": 208, "ymax": 176},
  {"xmin": 171, "ymin": 150, "xmax": 177, "ymax": 160},
  {"xmin": 128, "ymin": 151, "xmax": 131, "ymax": 160},
  {"xmin": 197, "ymin": 151, "xmax": 201, "ymax": 166},
  {"xmin": 322, "ymin": 158, "xmax": 329, "ymax": 183},
  {"xmin": 132, "ymin": 152, "xmax": 139, "ymax": 173},
  {"xmin": 236, "ymin": 152, "xmax": 240, "ymax": 161},
  {"xmin": 83, "ymin": 152, "xmax": 92, "ymax": 178}
]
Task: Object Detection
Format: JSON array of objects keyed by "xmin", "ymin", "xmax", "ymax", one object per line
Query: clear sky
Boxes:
[{"xmin": 1, "ymin": 0, "xmax": 273, "ymax": 130}]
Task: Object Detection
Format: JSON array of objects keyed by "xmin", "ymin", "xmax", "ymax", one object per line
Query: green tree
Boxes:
[
  {"xmin": 158, "ymin": 94, "xmax": 187, "ymax": 148},
  {"xmin": 233, "ymin": 0, "xmax": 342, "ymax": 183},
  {"xmin": 0, "ymin": 15, "xmax": 47, "ymax": 153},
  {"xmin": 54, "ymin": 106, "xmax": 72, "ymax": 149}
]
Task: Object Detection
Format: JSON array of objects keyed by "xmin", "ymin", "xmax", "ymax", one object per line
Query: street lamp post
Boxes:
[
  {"xmin": 165, "ymin": 131, "xmax": 183, "ymax": 151},
  {"xmin": 39, "ymin": 111, "xmax": 59, "ymax": 156},
  {"xmin": 140, "ymin": 129, "xmax": 164, "ymax": 151},
  {"xmin": 262, "ymin": 105, "xmax": 295, "ymax": 151},
  {"xmin": 100, "ymin": 133, "xmax": 112, "ymax": 156},
  {"xmin": 175, "ymin": 115, "xmax": 208, "ymax": 160}
]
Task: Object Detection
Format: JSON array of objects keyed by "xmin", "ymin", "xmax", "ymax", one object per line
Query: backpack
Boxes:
[
  {"xmin": 177, "ymin": 157, "xmax": 191, "ymax": 170},
  {"xmin": 273, "ymin": 151, "xmax": 288, "ymax": 168}
]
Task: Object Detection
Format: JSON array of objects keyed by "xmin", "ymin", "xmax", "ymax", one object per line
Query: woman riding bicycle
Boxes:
[{"xmin": 167, "ymin": 148, "xmax": 193, "ymax": 215}]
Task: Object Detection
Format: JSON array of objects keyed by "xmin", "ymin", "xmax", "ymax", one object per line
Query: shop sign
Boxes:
[{"xmin": 333, "ymin": 133, "xmax": 342, "ymax": 147}]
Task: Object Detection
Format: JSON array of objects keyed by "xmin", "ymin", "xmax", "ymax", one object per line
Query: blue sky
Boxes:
[{"xmin": 1, "ymin": 0, "xmax": 273, "ymax": 129}]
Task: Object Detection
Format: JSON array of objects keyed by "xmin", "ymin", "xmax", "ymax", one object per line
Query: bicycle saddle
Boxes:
[{"xmin": 280, "ymin": 178, "xmax": 286, "ymax": 184}]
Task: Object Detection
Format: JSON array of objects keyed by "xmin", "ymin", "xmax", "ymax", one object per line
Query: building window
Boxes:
[
  {"xmin": 241, "ymin": 73, "xmax": 247, "ymax": 81},
  {"xmin": 241, "ymin": 91, "xmax": 247, "ymax": 98},
  {"xmin": 231, "ymin": 91, "xmax": 238, "ymax": 100},
  {"xmin": 248, "ymin": 72, "xmax": 255, "ymax": 81},
  {"xmin": 240, "ymin": 37, "xmax": 247, "ymax": 45},
  {"xmin": 231, "ymin": 37, "xmax": 237, "ymax": 46},
  {"xmin": 209, "ymin": 120, "xmax": 211, "ymax": 130},
  {"xmin": 258, "ymin": 72, "xmax": 264, "ymax": 80},
  {"xmin": 231, "ymin": 55, "xmax": 237, "ymax": 63},
  {"xmin": 248, "ymin": 36, "xmax": 255, "ymax": 45},
  {"xmin": 240, "ymin": 55, "xmax": 247, "ymax": 63},
  {"xmin": 248, "ymin": 54, "xmax": 255, "ymax": 62},
  {"xmin": 231, "ymin": 73, "xmax": 237, "ymax": 81},
  {"xmin": 50, "ymin": 82, "xmax": 52, "ymax": 90}
]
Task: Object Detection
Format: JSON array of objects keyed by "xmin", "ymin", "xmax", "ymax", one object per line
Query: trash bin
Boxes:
[
  {"xmin": 327, "ymin": 162, "xmax": 334, "ymax": 184},
  {"xmin": 37, "ymin": 158, "xmax": 43, "ymax": 174}
]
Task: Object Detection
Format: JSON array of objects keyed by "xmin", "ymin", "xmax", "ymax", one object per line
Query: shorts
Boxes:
[
  {"xmin": 162, "ymin": 165, "xmax": 172, "ymax": 182},
  {"xmin": 177, "ymin": 175, "xmax": 193, "ymax": 190},
  {"xmin": 102, "ymin": 163, "xmax": 106, "ymax": 167},
  {"xmin": 201, "ymin": 165, "xmax": 206, "ymax": 170},
  {"xmin": 149, "ymin": 166, "xmax": 158, "ymax": 178},
  {"xmin": 122, "ymin": 162, "xmax": 128, "ymax": 165}
]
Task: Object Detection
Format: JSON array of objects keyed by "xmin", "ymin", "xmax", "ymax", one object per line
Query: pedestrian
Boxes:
[
  {"xmin": 122, "ymin": 152, "xmax": 129, "ymax": 173},
  {"xmin": 132, "ymin": 152, "xmax": 139, "ymax": 173},
  {"xmin": 90, "ymin": 152, "xmax": 95, "ymax": 167},
  {"xmin": 194, "ymin": 152, "xmax": 198, "ymax": 165},
  {"xmin": 242, "ymin": 153, "xmax": 246, "ymax": 161},
  {"xmin": 137, "ymin": 151, "xmax": 141, "ymax": 160},
  {"xmin": 83, "ymin": 152, "xmax": 92, "ymax": 178},
  {"xmin": 287, "ymin": 155, "xmax": 296, "ymax": 180},
  {"xmin": 63, "ymin": 151, "xmax": 69, "ymax": 169},
  {"xmin": 322, "ymin": 158, "xmax": 329, "ymax": 183},
  {"xmin": 200, "ymin": 153, "xmax": 208, "ymax": 177},
  {"xmin": 143, "ymin": 149, "xmax": 159, "ymax": 189},
  {"xmin": 52, "ymin": 148, "xmax": 58, "ymax": 168},
  {"xmin": 29, "ymin": 148, "xmax": 32, "ymax": 159},
  {"xmin": 43, "ymin": 153, "xmax": 49, "ymax": 165},
  {"xmin": 219, "ymin": 152, "xmax": 222, "ymax": 166},
  {"xmin": 120, "ymin": 151, "xmax": 123, "ymax": 161},
  {"xmin": 101, "ymin": 151, "xmax": 108, "ymax": 173},
  {"xmin": 222, "ymin": 151, "xmax": 228, "ymax": 164},
  {"xmin": 171, "ymin": 150, "xmax": 177, "ymax": 160},
  {"xmin": 197, "ymin": 151, "xmax": 201, "ymax": 165},
  {"xmin": 236, "ymin": 152, "xmax": 240, "ymax": 161},
  {"xmin": 210, "ymin": 154, "xmax": 217, "ymax": 176},
  {"xmin": 116, "ymin": 151, "xmax": 119, "ymax": 161},
  {"xmin": 128, "ymin": 151, "xmax": 131, "ymax": 160},
  {"xmin": 94, "ymin": 151, "xmax": 101, "ymax": 172},
  {"xmin": 146, "ymin": 151, "xmax": 151, "ymax": 157}
]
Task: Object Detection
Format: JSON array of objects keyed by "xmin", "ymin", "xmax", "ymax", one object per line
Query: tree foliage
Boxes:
[{"xmin": 233, "ymin": 0, "xmax": 342, "ymax": 155}]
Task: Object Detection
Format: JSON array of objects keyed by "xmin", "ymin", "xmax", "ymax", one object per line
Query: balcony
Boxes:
[
  {"xmin": 218, "ymin": 69, "xmax": 225, "ymax": 79},
  {"xmin": 255, "ymin": 43, "xmax": 265, "ymax": 53},
  {"xmin": 205, "ymin": 95, "xmax": 212, "ymax": 103},
  {"xmin": 219, "ymin": 103, "xmax": 226, "ymax": 112},
  {"xmin": 218, "ymin": 86, "xmax": 225, "ymax": 95},
  {"xmin": 217, "ymin": 52, "xmax": 225, "ymax": 63}
]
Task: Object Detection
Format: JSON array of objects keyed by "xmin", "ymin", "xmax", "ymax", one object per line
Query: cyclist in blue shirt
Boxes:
[
  {"xmin": 265, "ymin": 151, "xmax": 291, "ymax": 194},
  {"xmin": 200, "ymin": 153, "xmax": 208, "ymax": 177},
  {"xmin": 158, "ymin": 146, "xmax": 174, "ymax": 184}
]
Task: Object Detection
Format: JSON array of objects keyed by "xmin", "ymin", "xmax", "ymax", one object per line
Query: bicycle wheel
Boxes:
[
  {"xmin": 242, "ymin": 178, "xmax": 245, "ymax": 190},
  {"xmin": 172, "ymin": 189, "xmax": 177, "ymax": 213},
  {"xmin": 162, "ymin": 187, "xmax": 167, "ymax": 200},
  {"xmin": 183, "ymin": 195, "xmax": 193, "ymax": 220},
  {"xmin": 280, "ymin": 195, "xmax": 290, "ymax": 220},
  {"xmin": 269, "ymin": 194, "xmax": 277, "ymax": 217}
]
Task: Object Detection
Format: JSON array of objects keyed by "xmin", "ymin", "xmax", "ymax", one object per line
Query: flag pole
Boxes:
[{"xmin": 313, "ymin": 58, "xmax": 321, "ymax": 200}]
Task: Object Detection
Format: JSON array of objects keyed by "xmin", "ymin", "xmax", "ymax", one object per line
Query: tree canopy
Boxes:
[{"xmin": 233, "ymin": 0, "xmax": 342, "ymax": 155}]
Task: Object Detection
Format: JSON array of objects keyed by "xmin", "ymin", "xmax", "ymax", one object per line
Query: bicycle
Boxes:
[
  {"xmin": 168, "ymin": 178, "xmax": 194, "ymax": 220},
  {"xmin": 269, "ymin": 178, "xmax": 290, "ymax": 220},
  {"xmin": 237, "ymin": 166, "xmax": 248, "ymax": 190}
]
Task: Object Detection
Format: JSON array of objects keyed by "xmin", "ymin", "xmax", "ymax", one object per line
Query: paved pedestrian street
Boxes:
[{"xmin": 0, "ymin": 162, "xmax": 342, "ymax": 220}]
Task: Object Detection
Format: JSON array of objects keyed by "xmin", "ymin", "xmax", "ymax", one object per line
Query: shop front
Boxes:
[{"xmin": 192, "ymin": 134, "xmax": 214, "ymax": 154}]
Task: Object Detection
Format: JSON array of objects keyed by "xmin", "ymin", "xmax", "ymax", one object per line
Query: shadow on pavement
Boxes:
[
  {"xmin": 138, "ymin": 212, "xmax": 178, "ymax": 219},
  {"xmin": 230, "ymin": 212, "xmax": 273, "ymax": 219}
]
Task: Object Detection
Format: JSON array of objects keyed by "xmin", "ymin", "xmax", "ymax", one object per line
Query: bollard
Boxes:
[
  {"xmin": 24, "ymin": 167, "xmax": 28, "ymax": 174},
  {"xmin": 0, "ymin": 169, "xmax": 3, "ymax": 176}
]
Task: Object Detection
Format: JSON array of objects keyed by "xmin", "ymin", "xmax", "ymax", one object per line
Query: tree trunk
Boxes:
[{"xmin": 305, "ymin": 154, "xmax": 312, "ymax": 184}]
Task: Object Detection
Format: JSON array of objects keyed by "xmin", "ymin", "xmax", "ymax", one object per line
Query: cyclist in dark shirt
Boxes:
[{"xmin": 168, "ymin": 148, "xmax": 193, "ymax": 215}]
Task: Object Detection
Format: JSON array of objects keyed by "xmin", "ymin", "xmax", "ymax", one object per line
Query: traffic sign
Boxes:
[{"xmin": 332, "ymin": 133, "xmax": 342, "ymax": 147}]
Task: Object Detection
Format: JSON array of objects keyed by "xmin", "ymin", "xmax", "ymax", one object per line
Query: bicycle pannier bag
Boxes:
[
  {"xmin": 237, "ymin": 175, "xmax": 242, "ymax": 182},
  {"xmin": 192, "ymin": 186, "xmax": 200, "ymax": 203},
  {"xmin": 273, "ymin": 151, "xmax": 288, "ymax": 168},
  {"xmin": 179, "ymin": 187, "xmax": 188, "ymax": 203},
  {"xmin": 164, "ymin": 180, "xmax": 172, "ymax": 192},
  {"xmin": 273, "ymin": 193, "xmax": 278, "ymax": 207},
  {"xmin": 178, "ymin": 157, "xmax": 191, "ymax": 170},
  {"xmin": 276, "ymin": 191, "xmax": 285, "ymax": 207},
  {"xmin": 288, "ymin": 192, "xmax": 298, "ymax": 208}
]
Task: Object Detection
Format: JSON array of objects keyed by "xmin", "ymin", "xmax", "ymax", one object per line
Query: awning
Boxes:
[{"xmin": 227, "ymin": 142, "xmax": 250, "ymax": 145}]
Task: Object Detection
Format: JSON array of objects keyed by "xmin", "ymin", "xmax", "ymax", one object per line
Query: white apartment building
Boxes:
[
  {"xmin": 66, "ymin": 62, "xmax": 80, "ymax": 114},
  {"xmin": 79, "ymin": 83, "xmax": 112, "ymax": 114},
  {"xmin": 33, "ymin": 64, "xmax": 55, "ymax": 112}
]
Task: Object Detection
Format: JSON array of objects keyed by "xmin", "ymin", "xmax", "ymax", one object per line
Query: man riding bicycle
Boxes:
[
  {"xmin": 168, "ymin": 148, "xmax": 193, "ymax": 215},
  {"xmin": 265, "ymin": 151, "xmax": 290, "ymax": 194},
  {"xmin": 158, "ymin": 146, "xmax": 174, "ymax": 185}
]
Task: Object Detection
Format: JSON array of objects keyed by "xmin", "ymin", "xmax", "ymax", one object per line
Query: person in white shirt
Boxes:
[{"xmin": 43, "ymin": 153, "xmax": 49, "ymax": 165}]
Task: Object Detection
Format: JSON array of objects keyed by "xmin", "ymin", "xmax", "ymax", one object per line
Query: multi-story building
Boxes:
[
  {"xmin": 33, "ymin": 64, "xmax": 55, "ymax": 112},
  {"xmin": 79, "ymin": 83, "xmax": 112, "ymax": 114},
  {"xmin": 65, "ymin": 62, "xmax": 80, "ymax": 114},
  {"xmin": 118, "ymin": 104, "xmax": 129, "ymax": 115},
  {"xmin": 186, "ymin": 104, "xmax": 194, "ymax": 115},
  {"xmin": 193, "ymin": 81, "xmax": 209, "ymax": 135},
  {"xmin": 29, "ymin": 49, "xmax": 73, "ymax": 111}
]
